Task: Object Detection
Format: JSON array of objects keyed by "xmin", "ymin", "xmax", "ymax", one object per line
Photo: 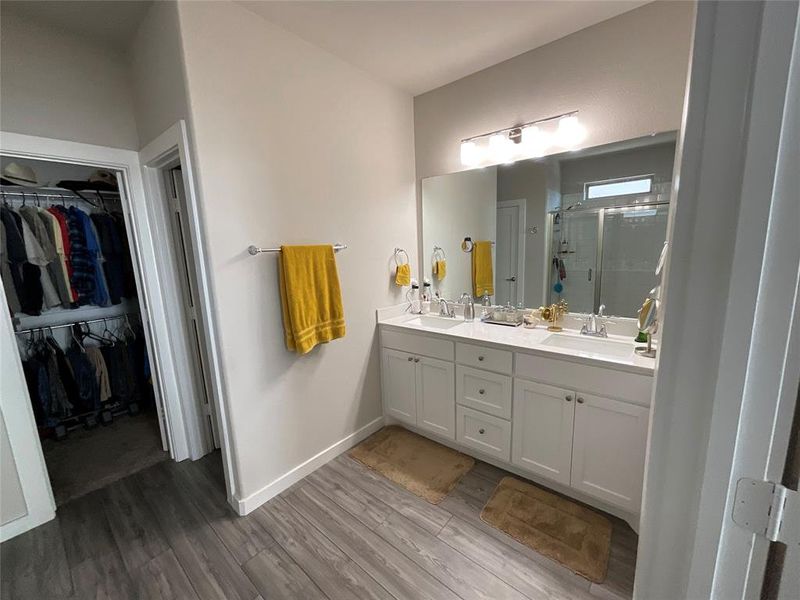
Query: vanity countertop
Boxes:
[{"xmin": 378, "ymin": 312, "xmax": 656, "ymax": 376}]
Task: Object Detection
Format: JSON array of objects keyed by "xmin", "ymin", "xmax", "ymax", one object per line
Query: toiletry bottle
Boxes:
[
  {"xmin": 408, "ymin": 281, "xmax": 421, "ymax": 314},
  {"xmin": 481, "ymin": 290, "xmax": 491, "ymax": 317},
  {"xmin": 421, "ymin": 280, "xmax": 432, "ymax": 314}
]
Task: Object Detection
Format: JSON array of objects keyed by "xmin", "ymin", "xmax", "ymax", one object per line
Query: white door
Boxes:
[
  {"xmin": 381, "ymin": 349, "xmax": 417, "ymax": 425},
  {"xmin": 512, "ymin": 380, "xmax": 574, "ymax": 485},
  {"xmin": 571, "ymin": 392, "xmax": 649, "ymax": 512},
  {"xmin": 496, "ymin": 200, "xmax": 524, "ymax": 306},
  {"xmin": 416, "ymin": 356, "xmax": 455, "ymax": 440}
]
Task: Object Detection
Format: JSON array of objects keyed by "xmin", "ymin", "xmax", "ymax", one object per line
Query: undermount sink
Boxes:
[
  {"xmin": 541, "ymin": 334, "xmax": 634, "ymax": 359},
  {"xmin": 408, "ymin": 315, "xmax": 464, "ymax": 330}
]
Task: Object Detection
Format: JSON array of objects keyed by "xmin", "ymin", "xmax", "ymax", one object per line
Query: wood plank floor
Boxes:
[{"xmin": 0, "ymin": 451, "xmax": 637, "ymax": 600}]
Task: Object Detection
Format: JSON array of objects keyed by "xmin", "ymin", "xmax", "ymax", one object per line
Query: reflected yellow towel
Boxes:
[
  {"xmin": 435, "ymin": 259, "xmax": 447, "ymax": 281},
  {"xmin": 472, "ymin": 241, "xmax": 494, "ymax": 296},
  {"xmin": 395, "ymin": 263, "xmax": 411, "ymax": 286},
  {"xmin": 279, "ymin": 245, "xmax": 346, "ymax": 355}
]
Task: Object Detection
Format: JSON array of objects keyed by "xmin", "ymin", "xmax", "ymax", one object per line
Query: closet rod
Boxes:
[
  {"xmin": 0, "ymin": 190, "xmax": 120, "ymax": 201},
  {"xmin": 14, "ymin": 312, "xmax": 138, "ymax": 335},
  {"xmin": 248, "ymin": 243, "xmax": 348, "ymax": 255}
]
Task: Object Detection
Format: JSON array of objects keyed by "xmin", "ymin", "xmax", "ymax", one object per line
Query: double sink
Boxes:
[{"xmin": 406, "ymin": 314, "xmax": 637, "ymax": 359}]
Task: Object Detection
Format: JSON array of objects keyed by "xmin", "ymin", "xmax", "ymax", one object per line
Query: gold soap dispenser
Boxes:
[{"xmin": 538, "ymin": 300, "xmax": 568, "ymax": 332}]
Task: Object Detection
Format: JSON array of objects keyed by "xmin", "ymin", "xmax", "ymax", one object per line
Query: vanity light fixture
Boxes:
[{"xmin": 460, "ymin": 110, "xmax": 585, "ymax": 167}]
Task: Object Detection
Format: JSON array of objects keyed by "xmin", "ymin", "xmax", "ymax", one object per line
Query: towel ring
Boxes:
[
  {"xmin": 431, "ymin": 245, "xmax": 446, "ymax": 267},
  {"xmin": 394, "ymin": 247, "xmax": 409, "ymax": 266}
]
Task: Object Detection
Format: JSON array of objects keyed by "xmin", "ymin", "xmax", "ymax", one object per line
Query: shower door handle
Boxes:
[{"xmin": 588, "ymin": 268, "xmax": 592, "ymax": 282}]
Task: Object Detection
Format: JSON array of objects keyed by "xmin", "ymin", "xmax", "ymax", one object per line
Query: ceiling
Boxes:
[
  {"xmin": 238, "ymin": 1, "xmax": 651, "ymax": 96},
  {"xmin": 1, "ymin": 1, "xmax": 153, "ymax": 52}
]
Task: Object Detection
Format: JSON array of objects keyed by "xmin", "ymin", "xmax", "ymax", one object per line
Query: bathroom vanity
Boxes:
[{"xmin": 378, "ymin": 311, "xmax": 655, "ymax": 529}]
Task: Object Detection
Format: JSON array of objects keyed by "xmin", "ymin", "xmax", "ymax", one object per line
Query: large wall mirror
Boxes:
[{"xmin": 421, "ymin": 132, "xmax": 676, "ymax": 318}]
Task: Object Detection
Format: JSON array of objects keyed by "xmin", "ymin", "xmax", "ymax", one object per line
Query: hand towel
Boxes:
[
  {"xmin": 279, "ymin": 245, "xmax": 346, "ymax": 355},
  {"xmin": 434, "ymin": 259, "xmax": 447, "ymax": 281},
  {"xmin": 395, "ymin": 263, "xmax": 411, "ymax": 286},
  {"xmin": 472, "ymin": 241, "xmax": 494, "ymax": 296}
]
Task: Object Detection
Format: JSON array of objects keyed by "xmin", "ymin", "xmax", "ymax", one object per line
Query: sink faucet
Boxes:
[
  {"xmin": 438, "ymin": 297, "xmax": 455, "ymax": 318},
  {"xmin": 460, "ymin": 292, "xmax": 475, "ymax": 322},
  {"xmin": 581, "ymin": 304, "xmax": 608, "ymax": 337}
]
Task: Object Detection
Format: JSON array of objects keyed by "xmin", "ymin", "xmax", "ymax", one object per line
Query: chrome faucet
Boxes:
[
  {"xmin": 438, "ymin": 297, "xmax": 455, "ymax": 318},
  {"xmin": 581, "ymin": 304, "xmax": 608, "ymax": 337},
  {"xmin": 460, "ymin": 292, "xmax": 475, "ymax": 322}
]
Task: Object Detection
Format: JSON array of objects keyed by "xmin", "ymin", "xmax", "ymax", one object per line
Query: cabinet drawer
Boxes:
[
  {"xmin": 515, "ymin": 352, "xmax": 653, "ymax": 406},
  {"xmin": 456, "ymin": 343, "xmax": 512, "ymax": 375},
  {"xmin": 456, "ymin": 405, "xmax": 511, "ymax": 461},
  {"xmin": 381, "ymin": 329, "xmax": 454, "ymax": 361},
  {"xmin": 456, "ymin": 365, "xmax": 512, "ymax": 419}
]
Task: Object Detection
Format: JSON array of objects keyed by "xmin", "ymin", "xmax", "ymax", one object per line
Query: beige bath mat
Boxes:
[
  {"xmin": 481, "ymin": 476, "xmax": 612, "ymax": 583},
  {"xmin": 349, "ymin": 426, "xmax": 474, "ymax": 504}
]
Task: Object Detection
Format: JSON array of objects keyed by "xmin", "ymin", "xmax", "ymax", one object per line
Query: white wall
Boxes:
[
  {"xmin": 422, "ymin": 168, "xmax": 497, "ymax": 300},
  {"xmin": 413, "ymin": 0, "xmax": 693, "ymax": 180},
  {"xmin": 0, "ymin": 10, "xmax": 139, "ymax": 150},
  {"xmin": 175, "ymin": 0, "xmax": 417, "ymax": 504},
  {"xmin": 127, "ymin": 0, "xmax": 190, "ymax": 146}
]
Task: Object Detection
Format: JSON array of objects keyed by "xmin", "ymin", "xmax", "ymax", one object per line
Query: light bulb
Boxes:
[
  {"xmin": 460, "ymin": 140, "xmax": 480, "ymax": 166},
  {"xmin": 489, "ymin": 133, "xmax": 515, "ymax": 164},
  {"xmin": 521, "ymin": 125, "xmax": 550, "ymax": 158},
  {"xmin": 556, "ymin": 115, "xmax": 586, "ymax": 149}
]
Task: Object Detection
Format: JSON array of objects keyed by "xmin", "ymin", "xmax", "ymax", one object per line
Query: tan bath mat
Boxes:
[
  {"xmin": 481, "ymin": 476, "xmax": 612, "ymax": 583},
  {"xmin": 349, "ymin": 426, "xmax": 474, "ymax": 504}
]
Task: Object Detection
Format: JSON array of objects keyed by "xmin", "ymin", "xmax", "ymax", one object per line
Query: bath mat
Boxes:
[
  {"xmin": 349, "ymin": 426, "xmax": 474, "ymax": 504},
  {"xmin": 481, "ymin": 476, "xmax": 612, "ymax": 583}
]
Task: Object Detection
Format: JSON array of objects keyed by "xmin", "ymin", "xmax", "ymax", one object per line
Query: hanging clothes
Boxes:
[
  {"xmin": 66, "ymin": 343, "xmax": 100, "ymax": 414},
  {"xmin": 91, "ymin": 213, "xmax": 126, "ymax": 305},
  {"xmin": 1, "ymin": 207, "xmax": 42, "ymax": 315},
  {"xmin": 19, "ymin": 206, "xmax": 70, "ymax": 307},
  {"xmin": 0, "ymin": 219, "xmax": 22, "ymax": 313},
  {"xmin": 85, "ymin": 346, "xmax": 112, "ymax": 403}
]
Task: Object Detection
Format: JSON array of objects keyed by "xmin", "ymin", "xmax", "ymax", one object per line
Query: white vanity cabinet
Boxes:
[
  {"xmin": 512, "ymin": 380, "xmax": 575, "ymax": 486},
  {"xmin": 380, "ymin": 330, "xmax": 456, "ymax": 440},
  {"xmin": 571, "ymin": 392, "xmax": 649, "ymax": 512},
  {"xmin": 379, "ymin": 322, "xmax": 653, "ymax": 521}
]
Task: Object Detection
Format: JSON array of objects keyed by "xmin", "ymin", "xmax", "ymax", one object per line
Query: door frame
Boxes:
[
  {"xmin": 496, "ymin": 198, "xmax": 526, "ymax": 306},
  {"xmin": 138, "ymin": 121, "xmax": 237, "ymax": 508}
]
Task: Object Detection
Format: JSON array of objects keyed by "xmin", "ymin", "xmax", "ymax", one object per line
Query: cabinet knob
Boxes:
[
  {"xmin": 407, "ymin": 356, "xmax": 413, "ymax": 361},
  {"xmin": 478, "ymin": 389, "xmax": 485, "ymax": 395},
  {"xmin": 565, "ymin": 395, "xmax": 573, "ymax": 402},
  {"xmin": 478, "ymin": 428, "xmax": 485, "ymax": 435},
  {"xmin": 478, "ymin": 356, "xmax": 485, "ymax": 361},
  {"xmin": 577, "ymin": 397, "xmax": 585, "ymax": 404},
  {"xmin": 414, "ymin": 358, "xmax": 420, "ymax": 363}
]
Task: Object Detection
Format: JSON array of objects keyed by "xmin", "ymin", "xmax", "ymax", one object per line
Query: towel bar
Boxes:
[{"xmin": 248, "ymin": 244, "xmax": 348, "ymax": 255}]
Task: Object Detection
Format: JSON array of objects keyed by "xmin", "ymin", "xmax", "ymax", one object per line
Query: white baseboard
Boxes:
[
  {"xmin": 232, "ymin": 416, "xmax": 385, "ymax": 515},
  {"xmin": 0, "ymin": 508, "xmax": 55, "ymax": 543}
]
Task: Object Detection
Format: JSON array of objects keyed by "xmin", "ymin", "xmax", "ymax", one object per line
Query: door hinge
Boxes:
[{"xmin": 732, "ymin": 478, "xmax": 800, "ymax": 546}]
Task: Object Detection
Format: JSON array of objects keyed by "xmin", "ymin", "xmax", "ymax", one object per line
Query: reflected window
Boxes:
[{"xmin": 585, "ymin": 176, "xmax": 653, "ymax": 200}]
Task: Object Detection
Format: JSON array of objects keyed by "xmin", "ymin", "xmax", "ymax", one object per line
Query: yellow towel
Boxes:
[
  {"xmin": 435, "ymin": 259, "xmax": 447, "ymax": 281},
  {"xmin": 279, "ymin": 245, "xmax": 346, "ymax": 355},
  {"xmin": 472, "ymin": 241, "xmax": 494, "ymax": 296},
  {"xmin": 395, "ymin": 263, "xmax": 411, "ymax": 286}
]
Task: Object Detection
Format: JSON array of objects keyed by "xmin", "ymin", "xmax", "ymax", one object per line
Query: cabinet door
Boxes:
[
  {"xmin": 512, "ymin": 380, "xmax": 574, "ymax": 485},
  {"xmin": 381, "ymin": 349, "xmax": 417, "ymax": 425},
  {"xmin": 571, "ymin": 392, "xmax": 649, "ymax": 512},
  {"xmin": 416, "ymin": 356, "xmax": 455, "ymax": 440}
]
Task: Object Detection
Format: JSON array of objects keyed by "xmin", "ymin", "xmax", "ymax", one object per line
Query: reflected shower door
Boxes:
[
  {"xmin": 552, "ymin": 211, "xmax": 598, "ymax": 313},
  {"xmin": 599, "ymin": 204, "xmax": 669, "ymax": 317}
]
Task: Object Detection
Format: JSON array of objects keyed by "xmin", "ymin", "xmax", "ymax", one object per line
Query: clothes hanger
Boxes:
[
  {"xmin": 71, "ymin": 324, "xmax": 86, "ymax": 353},
  {"xmin": 122, "ymin": 314, "xmax": 136, "ymax": 341}
]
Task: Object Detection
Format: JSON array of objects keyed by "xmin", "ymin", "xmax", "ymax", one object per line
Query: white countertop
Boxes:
[{"xmin": 378, "ymin": 312, "xmax": 656, "ymax": 375}]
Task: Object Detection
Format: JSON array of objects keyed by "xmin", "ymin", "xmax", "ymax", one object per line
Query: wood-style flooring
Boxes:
[{"xmin": 0, "ymin": 451, "xmax": 637, "ymax": 600}]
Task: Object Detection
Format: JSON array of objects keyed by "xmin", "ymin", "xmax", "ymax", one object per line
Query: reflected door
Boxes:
[
  {"xmin": 496, "ymin": 201, "xmax": 523, "ymax": 305},
  {"xmin": 599, "ymin": 205, "xmax": 669, "ymax": 316}
]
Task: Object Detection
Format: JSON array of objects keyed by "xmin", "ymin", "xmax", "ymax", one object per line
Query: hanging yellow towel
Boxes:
[
  {"xmin": 279, "ymin": 245, "xmax": 346, "ymax": 355},
  {"xmin": 395, "ymin": 263, "xmax": 411, "ymax": 286},
  {"xmin": 472, "ymin": 241, "xmax": 494, "ymax": 296},
  {"xmin": 435, "ymin": 259, "xmax": 447, "ymax": 281}
]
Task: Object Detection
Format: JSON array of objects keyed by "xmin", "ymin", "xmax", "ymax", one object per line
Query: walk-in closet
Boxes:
[{"xmin": 1, "ymin": 156, "xmax": 168, "ymax": 505}]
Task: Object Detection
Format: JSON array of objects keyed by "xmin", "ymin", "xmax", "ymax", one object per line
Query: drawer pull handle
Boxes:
[
  {"xmin": 414, "ymin": 358, "xmax": 420, "ymax": 363},
  {"xmin": 478, "ymin": 389, "xmax": 485, "ymax": 395},
  {"xmin": 565, "ymin": 395, "xmax": 573, "ymax": 402},
  {"xmin": 478, "ymin": 356, "xmax": 485, "ymax": 361},
  {"xmin": 407, "ymin": 356, "xmax": 413, "ymax": 362},
  {"xmin": 577, "ymin": 397, "xmax": 585, "ymax": 404},
  {"xmin": 478, "ymin": 428, "xmax": 485, "ymax": 435}
]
